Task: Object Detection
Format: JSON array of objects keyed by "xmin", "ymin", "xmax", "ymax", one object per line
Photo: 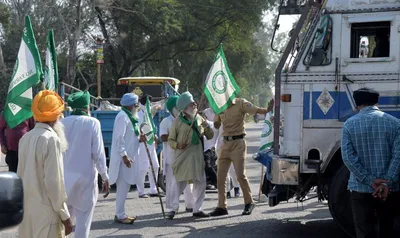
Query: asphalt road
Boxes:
[{"xmin": 0, "ymin": 122, "xmax": 346, "ymax": 238}]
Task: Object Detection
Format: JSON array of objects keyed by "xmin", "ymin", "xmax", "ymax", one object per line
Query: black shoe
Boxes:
[
  {"xmin": 227, "ymin": 191, "xmax": 231, "ymax": 199},
  {"xmin": 234, "ymin": 187, "xmax": 240, "ymax": 197},
  {"xmin": 168, "ymin": 211, "xmax": 175, "ymax": 220},
  {"xmin": 185, "ymin": 208, "xmax": 193, "ymax": 213},
  {"xmin": 193, "ymin": 211, "xmax": 210, "ymax": 218},
  {"xmin": 149, "ymin": 193, "xmax": 165, "ymax": 197},
  {"xmin": 242, "ymin": 203, "xmax": 255, "ymax": 215},
  {"xmin": 209, "ymin": 207, "xmax": 228, "ymax": 217}
]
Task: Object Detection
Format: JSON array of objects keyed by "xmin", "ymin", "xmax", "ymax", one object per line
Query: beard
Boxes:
[
  {"xmin": 131, "ymin": 106, "xmax": 139, "ymax": 118},
  {"xmin": 52, "ymin": 120, "xmax": 68, "ymax": 153},
  {"xmin": 185, "ymin": 107, "xmax": 198, "ymax": 119}
]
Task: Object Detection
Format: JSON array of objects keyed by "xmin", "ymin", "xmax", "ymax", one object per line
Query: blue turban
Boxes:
[
  {"xmin": 176, "ymin": 92, "xmax": 194, "ymax": 111},
  {"xmin": 120, "ymin": 93, "xmax": 138, "ymax": 106}
]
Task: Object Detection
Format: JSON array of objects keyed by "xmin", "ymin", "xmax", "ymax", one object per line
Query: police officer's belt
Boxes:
[{"xmin": 223, "ymin": 135, "xmax": 245, "ymax": 141}]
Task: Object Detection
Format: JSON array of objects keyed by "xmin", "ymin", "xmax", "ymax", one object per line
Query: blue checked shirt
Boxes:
[{"xmin": 341, "ymin": 106, "xmax": 400, "ymax": 193}]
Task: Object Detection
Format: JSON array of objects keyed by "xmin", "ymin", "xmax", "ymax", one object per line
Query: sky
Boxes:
[{"xmin": 262, "ymin": 13, "xmax": 299, "ymax": 94}]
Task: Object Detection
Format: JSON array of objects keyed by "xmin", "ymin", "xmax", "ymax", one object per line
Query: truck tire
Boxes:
[{"xmin": 328, "ymin": 165, "xmax": 355, "ymax": 238}]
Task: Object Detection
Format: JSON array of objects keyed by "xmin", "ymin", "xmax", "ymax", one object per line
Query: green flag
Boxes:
[
  {"xmin": 43, "ymin": 29, "xmax": 58, "ymax": 91},
  {"xmin": 3, "ymin": 16, "xmax": 43, "ymax": 129},
  {"xmin": 141, "ymin": 97, "xmax": 156, "ymax": 145},
  {"xmin": 204, "ymin": 45, "xmax": 240, "ymax": 114}
]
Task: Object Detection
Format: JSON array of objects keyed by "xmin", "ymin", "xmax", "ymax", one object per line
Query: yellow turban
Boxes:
[{"xmin": 32, "ymin": 90, "xmax": 65, "ymax": 122}]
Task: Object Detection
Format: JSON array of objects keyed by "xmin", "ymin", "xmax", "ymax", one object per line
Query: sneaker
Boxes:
[
  {"xmin": 139, "ymin": 194, "xmax": 149, "ymax": 198},
  {"xmin": 185, "ymin": 208, "xmax": 193, "ymax": 213},
  {"xmin": 209, "ymin": 207, "xmax": 228, "ymax": 217},
  {"xmin": 242, "ymin": 203, "xmax": 255, "ymax": 215},
  {"xmin": 167, "ymin": 211, "xmax": 176, "ymax": 220},
  {"xmin": 234, "ymin": 187, "xmax": 240, "ymax": 197},
  {"xmin": 193, "ymin": 211, "xmax": 210, "ymax": 218},
  {"xmin": 149, "ymin": 193, "xmax": 165, "ymax": 197},
  {"xmin": 114, "ymin": 215, "xmax": 136, "ymax": 224},
  {"xmin": 227, "ymin": 191, "xmax": 231, "ymax": 199}
]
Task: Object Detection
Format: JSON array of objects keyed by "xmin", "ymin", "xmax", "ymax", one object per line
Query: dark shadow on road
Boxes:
[{"xmin": 181, "ymin": 218, "xmax": 347, "ymax": 238}]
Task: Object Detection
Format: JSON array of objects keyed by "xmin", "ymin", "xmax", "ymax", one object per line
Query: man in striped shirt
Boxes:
[{"xmin": 341, "ymin": 87, "xmax": 400, "ymax": 238}]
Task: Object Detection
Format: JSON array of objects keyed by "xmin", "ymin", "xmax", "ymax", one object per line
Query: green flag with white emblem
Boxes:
[
  {"xmin": 204, "ymin": 45, "xmax": 240, "ymax": 115},
  {"xmin": 43, "ymin": 29, "xmax": 58, "ymax": 91},
  {"xmin": 3, "ymin": 16, "xmax": 43, "ymax": 129}
]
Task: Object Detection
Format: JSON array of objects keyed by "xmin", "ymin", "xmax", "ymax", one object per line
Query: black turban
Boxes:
[
  {"xmin": 353, "ymin": 87, "xmax": 379, "ymax": 106},
  {"xmin": 140, "ymin": 94, "xmax": 152, "ymax": 105}
]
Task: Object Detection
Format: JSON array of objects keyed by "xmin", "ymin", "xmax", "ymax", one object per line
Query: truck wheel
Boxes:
[{"xmin": 328, "ymin": 165, "xmax": 355, "ymax": 238}]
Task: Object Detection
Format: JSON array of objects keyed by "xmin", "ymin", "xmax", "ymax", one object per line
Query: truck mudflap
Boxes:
[{"xmin": 253, "ymin": 151, "xmax": 298, "ymax": 207}]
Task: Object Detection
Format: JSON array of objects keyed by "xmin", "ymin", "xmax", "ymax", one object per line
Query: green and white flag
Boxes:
[
  {"xmin": 43, "ymin": 29, "xmax": 58, "ymax": 91},
  {"xmin": 204, "ymin": 45, "xmax": 240, "ymax": 114},
  {"xmin": 141, "ymin": 97, "xmax": 156, "ymax": 145},
  {"xmin": 260, "ymin": 110, "xmax": 274, "ymax": 151},
  {"xmin": 3, "ymin": 16, "xmax": 43, "ymax": 129}
]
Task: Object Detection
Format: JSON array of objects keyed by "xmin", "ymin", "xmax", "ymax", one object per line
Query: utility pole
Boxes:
[{"xmin": 96, "ymin": 36, "xmax": 104, "ymax": 97}]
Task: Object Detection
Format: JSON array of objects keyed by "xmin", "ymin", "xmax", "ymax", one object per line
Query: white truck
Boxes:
[{"xmin": 263, "ymin": 0, "xmax": 400, "ymax": 236}]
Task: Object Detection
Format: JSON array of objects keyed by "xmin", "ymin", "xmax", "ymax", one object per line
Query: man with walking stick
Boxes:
[
  {"xmin": 168, "ymin": 92, "xmax": 214, "ymax": 218},
  {"xmin": 161, "ymin": 95, "xmax": 195, "ymax": 220}
]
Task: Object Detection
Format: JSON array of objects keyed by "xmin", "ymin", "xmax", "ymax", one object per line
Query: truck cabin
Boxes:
[{"xmin": 264, "ymin": 0, "xmax": 400, "ymax": 235}]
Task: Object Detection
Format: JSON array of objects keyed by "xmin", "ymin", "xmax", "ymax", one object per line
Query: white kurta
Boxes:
[
  {"xmin": 62, "ymin": 115, "xmax": 109, "ymax": 237},
  {"xmin": 136, "ymin": 107, "xmax": 159, "ymax": 195},
  {"xmin": 160, "ymin": 115, "xmax": 175, "ymax": 166},
  {"xmin": 109, "ymin": 111, "xmax": 140, "ymax": 185},
  {"xmin": 137, "ymin": 107, "xmax": 159, "ymax": 171},
  {"xmin": 63, "ymin": 115, "xmax": 109, "ymax": 211},
  {"xmin": 17, "ymin": 123, "xmax": 70, "ymax": 238},
  {"xmin": 203, "ymin": 121, "xmax": 218, "ymax": 152}
]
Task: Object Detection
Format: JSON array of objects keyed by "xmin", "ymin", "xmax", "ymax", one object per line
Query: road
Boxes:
[{"xmin": 0, "ymin": 122, "xmax": 346, "ymax": 238}]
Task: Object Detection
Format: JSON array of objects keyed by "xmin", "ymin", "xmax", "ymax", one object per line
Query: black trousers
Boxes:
[
  {"xmin": 5, "ymin": 150, "xmax": 18, "ymax": 173},
  {"xmin": 204, "ymin": 149, "xmax": 217, "ymax": 186},
  {"xmin": 350, "ymin": 191, "xmax": 400, "ymax": 238}
]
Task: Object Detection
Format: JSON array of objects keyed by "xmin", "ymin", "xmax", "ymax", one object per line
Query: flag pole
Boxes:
[{"xmin": 140, "ymin": 128, "xmax": 167, "ymax": 222}]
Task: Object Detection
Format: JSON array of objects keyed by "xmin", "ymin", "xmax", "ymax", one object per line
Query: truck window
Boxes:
[
  {"xmin": 350, "ymin": 21, "xmax": 390, "ymax": 58},
  {"xmin": 303, "ymin": 15, "xmax": 332, "ymax": 68}
]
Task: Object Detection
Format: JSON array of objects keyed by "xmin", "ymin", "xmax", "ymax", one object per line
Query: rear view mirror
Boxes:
[{"xmin": 0, "ymin": 172, "xmax": 23, "ymax": 231}]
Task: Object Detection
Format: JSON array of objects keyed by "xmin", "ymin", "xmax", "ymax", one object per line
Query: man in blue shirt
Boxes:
[{"xmin": 342, "ymin": 87, "xmax": 400, "ymax": 238}]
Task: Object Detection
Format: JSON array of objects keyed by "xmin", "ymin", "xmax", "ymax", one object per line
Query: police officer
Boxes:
[{"xmin": 209, "ymin": 97, "xmax": 274, "ymax": 216}]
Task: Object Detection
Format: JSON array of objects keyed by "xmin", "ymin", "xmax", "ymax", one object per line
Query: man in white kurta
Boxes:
[
  {"xmin": 17, "ymin": 90, "xmax": 72, "ymax": 238},
  {"xmin": 160, "ymin": 96, "xmax": 194, "ymax": 219},
  {"xmin": 136, "ymin": 94, "xmax": 161, "ymax": 198},
  {"xmin": 62, "ymin": 91, "xmax": 110, "ymax": 237},
  {"xmin": 109, "ymin": 93, "xmax": 143, "ymax": 224}
]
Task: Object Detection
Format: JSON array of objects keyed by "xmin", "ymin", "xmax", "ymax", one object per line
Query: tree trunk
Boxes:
[{"xmin": 0, "ymin": 45, "xmax": 6, "ymax": 76}]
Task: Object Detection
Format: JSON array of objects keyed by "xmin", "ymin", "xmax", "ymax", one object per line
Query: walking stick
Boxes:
[{"xmin": 140, "ymin": 125, "xmax": 167, "ymax": 223}]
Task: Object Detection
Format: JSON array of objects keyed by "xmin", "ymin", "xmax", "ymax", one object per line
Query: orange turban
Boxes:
[{"xmin": 32, "ymin": 90, "xmax": 65, "ymax": 122}]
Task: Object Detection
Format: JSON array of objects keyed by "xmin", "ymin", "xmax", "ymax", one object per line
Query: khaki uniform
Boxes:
[{"xmin": 214, "ymin": 98, "xmax": 259, "ymax": 208}]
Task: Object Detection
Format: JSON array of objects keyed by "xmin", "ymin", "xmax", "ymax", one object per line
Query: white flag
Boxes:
[
  {"xmin": 260, "ymin": 110, "xmax": 274, "ymax": 151},
  {"xmin": 204, "ymin": 45, "xmax": 240, "ymax": 114}
]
